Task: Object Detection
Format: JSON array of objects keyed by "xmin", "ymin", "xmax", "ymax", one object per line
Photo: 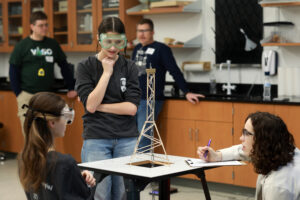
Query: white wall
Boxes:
[
  {"xmin": 1, "ymin": 0, "xmax": 300, "ymax": 93},
  {"xmin": 137, "ymin": 0, "xmax": 265, "ymax": 86}
]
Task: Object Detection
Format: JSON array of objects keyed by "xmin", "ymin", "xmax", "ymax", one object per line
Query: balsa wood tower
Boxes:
[{"xmin": 130, "ymin": 68, "xmax": 170, "ymax": 166}]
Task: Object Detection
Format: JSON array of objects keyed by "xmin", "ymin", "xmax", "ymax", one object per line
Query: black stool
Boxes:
[{"xmin": 0, "ymin": 122, "xmax": 5, "ymax": 161}]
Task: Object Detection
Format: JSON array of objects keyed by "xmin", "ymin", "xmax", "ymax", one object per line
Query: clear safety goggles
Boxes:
[
  {"xmin": 99, "ymin": 33, "xmax": 127, "ymax": 50},
  {"xmin": 61, "ymin": 105, "xmax": 75, "ymax": 125}
]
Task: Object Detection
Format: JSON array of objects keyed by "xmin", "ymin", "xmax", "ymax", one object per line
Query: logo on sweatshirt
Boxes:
[
  {"xmin": 120, "ymin": 77, "xmax": 126, "ymax": 92},
  {"xmin": 31, "ymin": 47, "xmax": 53, "ymax": 56},
  {"xmin": 38, "ymin": 68, "xmax": 45, "ymax": 76}
]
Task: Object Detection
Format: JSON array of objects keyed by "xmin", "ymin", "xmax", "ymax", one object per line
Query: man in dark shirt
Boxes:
[
  {"xmin": 132, "ymin": 18, "xmax": 204, "ymax": 150},
  {"xmin": 9, "ymin": 11, "xmax": 76, "ymax": 133}
]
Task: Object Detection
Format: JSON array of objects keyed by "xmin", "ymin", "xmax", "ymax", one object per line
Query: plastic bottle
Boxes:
[
  {"xmin": 263, "ymin": 75, "xmax": 271, "ymax": 101},
  {"xmin": 209, "ymin": 69, "xmax": 217, "ymax": 94}
]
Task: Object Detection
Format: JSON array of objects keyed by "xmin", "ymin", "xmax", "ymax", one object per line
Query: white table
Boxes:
[{"xmin": 78, "ymin": 154, "xmax": 243, "ymax": 200}]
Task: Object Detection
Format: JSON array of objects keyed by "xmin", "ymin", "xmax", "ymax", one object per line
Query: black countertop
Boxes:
[
  {"xmin": 164, "ymin": 93, "xmax": 300, "ymax": 106},
  {"xmin": 1, "ymin": 80, "xmax": 300, "ymax": 105},
  {"xmin": 165, "ymin": 82, "xmax": 300, "ymax": 106},
  {"xmin": 0, "ymin": 79, "xmax": 69, "ymax": 94}
]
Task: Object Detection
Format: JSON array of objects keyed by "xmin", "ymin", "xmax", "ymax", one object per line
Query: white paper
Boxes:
[{"xmin": 185, "ymin": 158, "xmax": 244, "ymax": 167}]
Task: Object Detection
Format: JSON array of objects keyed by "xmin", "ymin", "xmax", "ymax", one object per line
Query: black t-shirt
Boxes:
[{"xmin": 25, "ymin": 151, "xmax": 91, "ymax": 200}]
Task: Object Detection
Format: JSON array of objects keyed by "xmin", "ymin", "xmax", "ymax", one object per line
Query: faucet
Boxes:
[{"xmin": 219, "ymin": 60, "xmax": 236, "ymax": 95}]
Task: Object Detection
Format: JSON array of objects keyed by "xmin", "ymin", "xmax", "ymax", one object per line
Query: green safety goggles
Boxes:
[{"xmin": 99, "ymin": 33, "xmax": 127, "ymax": 50}]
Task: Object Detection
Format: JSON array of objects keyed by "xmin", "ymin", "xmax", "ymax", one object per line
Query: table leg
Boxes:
[
  {"xmin": 195, "ymin": 169, "xmax": 211, "ymax": 200},
  {"xmin": 124, "ymin": 178, "xmax": 149, "ymax": 200},
  {"xmin": 90, "ymin": 173, "xmax": 108, "ymax": 199},
  {"xmin": 159, "ymin": 178, "xmax": 170, "ymax": 200}
]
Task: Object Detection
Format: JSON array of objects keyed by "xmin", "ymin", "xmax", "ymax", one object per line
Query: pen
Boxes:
[{"xmin": 204, "ymin": 139, "xmax": 212, "ymax": 158}]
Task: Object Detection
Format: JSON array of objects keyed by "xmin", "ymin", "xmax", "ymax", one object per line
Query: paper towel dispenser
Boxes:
[
  {"xmin": 262, "ymin": 50, "xmax": 278, "ymax": 76},
  {"xmin": 181, "ymin": 61, "xmax": 211, "ymax": 72}
]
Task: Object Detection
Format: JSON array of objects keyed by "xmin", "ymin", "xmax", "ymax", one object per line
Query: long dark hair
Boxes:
[
  {"xmin": 19, "ymin": 92, "xmax": 65, "ymax": 192},
  {"xmin": 248, "ymin": 112, "xmax": 295, "ymax": 175}
]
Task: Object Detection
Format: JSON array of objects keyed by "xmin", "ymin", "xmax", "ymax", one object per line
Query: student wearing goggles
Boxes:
[
  {"xmin": 99, "ymin": 33, "xmax": 127, "ymax": 50},
  {"xmin": 23, "ymin": 103, "xmax": 75, "ymax": 125},
  {"xmin": 76, "ymin": 17, "xmax": 141, "ymax": 200},
  {"xmin": 19, "ymin": 92, "xmax": 95, "ymax": 200}
]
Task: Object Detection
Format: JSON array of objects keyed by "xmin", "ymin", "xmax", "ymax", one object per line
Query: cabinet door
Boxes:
[
  {"xmin": 71, "ymin": 0, "xmax": 97, "ymax": 51},
  {"xmin": 160, "ymin": 100, "xmax": 233, "ymax": 122},
  {"xmin": 274, "ymin": 105, "xmax": 300, "ymax": 148},
  {"xmin": 160, "ymin": 118, "xmax": 195, "ymax": 157},
  {"xmin": 0, "ymin": 91, "xmax": 23, "ymax": 153},
  {"xmin": 233, "ymin": 103, "xmax": 274, "ymax": 188},
  {"xmin": 48, "ymin": 0, "xmax": 70, "ymax": 50},
  {"xmin": 7, "ymin": 0, "xmax": 26, "ymax": 50},
  {"xmin": 195, "ymin": 121, "xmax": 234, "ymax": 184}
]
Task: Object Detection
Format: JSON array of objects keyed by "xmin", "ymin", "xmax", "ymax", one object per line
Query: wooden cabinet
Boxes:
[
  {"xmin": 0, "ymin": 91, "xmax": 23, "ymax": 153},
  {"xmin": 0, "ymin": 0, "xmax": 52, "ymax": 52},
  {"xmin": 195, "ymin": 120, "xmax": 233, "ymax": 184},
  {"xmin": 0, "ymin": 0, "xmax": 26, "ymax": 52},
  {"xmin": 47, "ymin": 0, "xmax": 99, "ymax": 51},
  {"xmin": 158, "ymin": 100, "xmax": 300, "ymax": 188},
  {"xmin": 158, "ymin": 100, "xmax": 233, "ymax": 183},
  {"xmin": 274, "ymin": 104, "xmax": 300, "ymax": 147},
  {"xmin": 0, "ymin": 0, "xmax": 141, "ymax": 52}
]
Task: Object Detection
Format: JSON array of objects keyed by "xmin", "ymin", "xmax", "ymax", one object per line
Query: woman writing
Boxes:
[{"xmin": 197, "ymin": 112, "xmax": 300, "ymax": 200}]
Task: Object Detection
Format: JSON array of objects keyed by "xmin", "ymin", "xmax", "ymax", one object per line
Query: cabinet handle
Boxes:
[
  {"xmin": 195, "ymin": 128, "xmax": 199, "ymax": 141},
  {"xmin": 71, "ymin": 42, "xmax": 73, "ymax": 48},
  {"xmin": 188, "ymin": 128, "xmax": 193, "ymax": 140}
]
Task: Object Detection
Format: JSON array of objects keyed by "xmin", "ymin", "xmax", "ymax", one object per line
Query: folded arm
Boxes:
[{"xmin": 97, "ymin": 102, "xmax": 137, "ymax": 116}]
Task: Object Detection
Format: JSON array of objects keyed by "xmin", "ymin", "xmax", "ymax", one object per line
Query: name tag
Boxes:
[
  {"xmin": 145, "ymin": 48, "xmax": 155, "ymax": 55},
  {"xmin": 45, "ymin": 56, "xmax": 54, "ymax": 63}
]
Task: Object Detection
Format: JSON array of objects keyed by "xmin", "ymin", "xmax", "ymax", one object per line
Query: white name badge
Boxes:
[
  {"xmin": 145, "ymin": 48, "xmax": 155, "ymax": 55},
  {"xmin": 45, "ymin": 56, "xmax": 54, "ymax": 63}
]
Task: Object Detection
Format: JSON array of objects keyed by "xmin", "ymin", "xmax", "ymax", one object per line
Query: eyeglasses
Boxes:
[
  {"xmin": 99, "ymin": 33, "xmax": 127, "ymax": 50},
  {"xmin": 242, "ymin": 128, "xmax": 254, "ymax": 136},
  {"xmin": 61, "ymin": 105, "xmax": 75, "ymax": 125},
  {"xmin": 35, "ymin": 23, "xmax": 49, "ymax": 28},
  {"xmin": 136, "ymin": 29, "xmax": 152, "ymax": 33}
]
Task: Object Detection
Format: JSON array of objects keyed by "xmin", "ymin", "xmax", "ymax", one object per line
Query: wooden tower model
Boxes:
[{"xmin": 130, "ymin": 68, "xmax": 170, "ymax": 166}]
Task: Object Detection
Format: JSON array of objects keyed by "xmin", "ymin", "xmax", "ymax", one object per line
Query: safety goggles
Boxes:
[
  {"xmin": 61, "ymin": 105, "xmax": 75, "ymax": 125},
  {"xmin": 99, "ymin": 33, "xmax": 127, "ymax": 50}
]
